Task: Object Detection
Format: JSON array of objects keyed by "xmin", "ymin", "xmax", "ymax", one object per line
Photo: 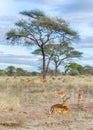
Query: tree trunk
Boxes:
[
  {"xmin": 55, "ymin": 63, "xmax": 58, "ymax": 77},
  {"xmin": 46, "ymin": 54, "xmax": 53, "ymax": 75},
  {"xmin": 41, "ymin": 47, "xmax": 46, "ymax": 79}
]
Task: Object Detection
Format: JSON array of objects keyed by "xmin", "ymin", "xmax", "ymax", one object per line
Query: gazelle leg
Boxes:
[
  {"xmin": 51, "ymin": 111, "xmax": 57, "ymax": 120},
  {"xmin": 62, "ymin": 112, "xmax": 65, "ymax": 120},
  {"xmin": 62, "ymin": 112, "xmax": 67, "ymax": 123},
  {"xmin": 78, "ymin": 99, "xmax": 80, "ymax": 107}
]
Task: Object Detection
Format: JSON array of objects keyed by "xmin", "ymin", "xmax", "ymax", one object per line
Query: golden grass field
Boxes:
[{"xmin": 0, "ymin": 75, "xmax": 93, "ymax": 130}]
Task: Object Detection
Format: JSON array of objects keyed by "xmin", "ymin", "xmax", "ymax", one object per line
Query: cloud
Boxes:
[
  {"xmin": 0, "ymin": 63, "xmax": 38, "ymax": 72},
  {"xmin": 0, "ymin": 53, "xmax": 41, "ymax": 71},
  {"xmin": 55, "ymin": 0, "xmax": 93, "ymax": 14},
  {"xmin": 0, "ymin": 0, "xmax": 93, "ymax": 70},
  {"xmin": 81, "ymin": 36, "xmax": 93, "ymax": 44},
  {"xmin": 0, "ymin": 43, "xmax": 42, "ymax": 71},
  {"xmin": 14, "ymin": 0, "xmax": 64, "ymax": 4}
]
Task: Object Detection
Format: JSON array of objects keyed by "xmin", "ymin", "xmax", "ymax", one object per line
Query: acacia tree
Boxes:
[
  {"xmin": 16, "ymin": 68, "xmax": 28, "ymax": 76},
  {"xmin": 51, "ymin": 44, "xmax": 82, "ymax": 76},
  {"xmin": 32, "ymin": 43, "xmax": 53, "ymax": 74},
  {"xmin": 6, "ymin": 66, "xmax": 16, "ymax": 76},
  {"xmin": 33, "ymin": 43, "xmax": 82, "ymax": 76},
  {"xmin": 6, "ymin": 10, "xmax": 78, "ymax": 79}
]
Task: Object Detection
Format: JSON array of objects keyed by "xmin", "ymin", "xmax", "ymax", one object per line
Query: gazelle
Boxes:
[
  {"xmin": 49, "ymin": 97, "xmax": 70, "ymax": 120},
  {"xmin": 78, "ymin": 90, "xmax": 84, "ymax": 105},
  {"xmin": 55, "ymin": 90, "xmax": 67, "ymax": 100}
]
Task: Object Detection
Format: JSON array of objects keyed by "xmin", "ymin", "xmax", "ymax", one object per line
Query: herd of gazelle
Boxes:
[{"xmin": 49, "ymin": 90, "xmax": 84, "ymax": 120}]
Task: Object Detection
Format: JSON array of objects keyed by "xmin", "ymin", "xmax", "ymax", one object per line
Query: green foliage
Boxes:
[
  {"xmin": 6, "ymin": 9, "xmax": 79, "ymax": 50},
  {"xmin": 31, "ymin": 71, "xmax": 40, "ymax": 76},
  {"xmin": 6, "ymin": 9, "xmax": 79, "ymax": 78},
  {"xmin": 16, "ymin": 68, "xmax": 27, "ymax": 76},
  {"xmin": 65, "ymin": 62, "xmax": 84, "ymax": 75},
  {"xmin": 1, "ymin": 66, "xmax": 32, "ymax": 76},
  {"xmin": 20, "ymin": 10, "xmax": 45, "ymax": 19},
  {"xmin": 68, "ymin": 69, "xmax": 80, "ymax": 76},
  {"xmin": 0, "ymin": 70, "xmax": 7, "ymax": 76},
  {"xmin": 33, "ymin": 43, "xmax": 82, "ymax": 75},
  {"xmin": 84, "ymin": 65, "xmax": 93, "ymax": 75},
  {"xmin": 6, "ymin": 66, "xmax": 16, "ymax": 76}
]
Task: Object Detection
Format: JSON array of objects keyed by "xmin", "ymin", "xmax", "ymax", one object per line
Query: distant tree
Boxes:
[
  {"xmin": 6, "ymin": 9, "xmax": 78, "ymax": 79},
  {"xmin": 16, "ymin": 68, "xmax": 28, "ymax": 76},
  {"xmin": 33, "ymin": 42, "xmax": 82, "ymax": 76},
  {"xmin": 6, "ymin": 66, "xmax": 16, "ymax": 76},
  {"xmin": 65, "ymin": 62, "xmax": 84, "ymax": 75},
  {"xmin": 49, "ymin": 43, "xmax": 82, "ymax": 76},
  {"xmin": 0, "ymin": 70, "xmax": 7, "ymax": 76},
  {"xmin": 84, "ymin": 65, "xmax": 93, "ymax": 75},
  {"xmin": 31, "ymin": 71, "xmax": 40, "ymax": 76}
]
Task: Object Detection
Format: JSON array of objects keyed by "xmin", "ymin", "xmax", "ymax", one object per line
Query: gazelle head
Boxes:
[
  {"xmin": 54, "ymin": 90, "xmax": 67, "ymax": 99},
  {"xmin": 62, "ymin": 96, "xmax": 70, "ymax": 106}
]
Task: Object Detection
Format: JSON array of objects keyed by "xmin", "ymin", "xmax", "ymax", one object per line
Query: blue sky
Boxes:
[{"xmin": 0, "ymin": 0, "xmax": 93, "ymax": 72}]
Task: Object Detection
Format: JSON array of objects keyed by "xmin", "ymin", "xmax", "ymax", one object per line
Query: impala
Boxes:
[
  {"xmin": 49, "ymin": 97, "xmax": 70, "ymax": 120},
  {"xmin": 55, "ymin": 90, "xmax": 67, "ymax": 100},
  {"xmin": 78, "ymin": 90, "xmax": 84, "ymax": 105}
]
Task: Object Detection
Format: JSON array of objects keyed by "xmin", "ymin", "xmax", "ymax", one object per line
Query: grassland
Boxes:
[{"xmin": 0, "ymin": 75, "xmax": 93, "ymax": 130}]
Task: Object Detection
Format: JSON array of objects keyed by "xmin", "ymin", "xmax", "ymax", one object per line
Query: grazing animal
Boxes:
[
  {"xmin": 55, "ymin": 90, "xmax": 67, "ymax": 100},
  {"xmin": 49, "ymin": 97, "xmax": 70, "ymax": 120},
  {"xmin": 78, "ymin": 90, "xmax": 84, "ymax": 105}
]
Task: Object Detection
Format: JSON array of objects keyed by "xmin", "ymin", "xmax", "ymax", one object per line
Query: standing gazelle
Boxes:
[
  {"xmin": 55, "ymin": 90, "xmax": 67, "ymax": 100},
  {"xmin": 78, "ymin": 90, "xmax": 84, "ymax": 105},
  {"xmin": 49, "ymin": 97, "xmax": 70, "ymax": 120}
]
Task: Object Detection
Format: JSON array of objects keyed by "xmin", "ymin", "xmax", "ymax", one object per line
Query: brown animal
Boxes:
[
  {"xmin": 78, "ymin": 90, "xmax": 84, "ymax": 105},
  {"xmin": 6, "ymin": 78, "xmax": 9, "ymax": 82},
  {"xmin": 49, "ymin": 97, "xmax": 70, "ymax": 120},
  {"xmin": 55, "ymin": 90, "xmax": 67, "ymax": 100}
]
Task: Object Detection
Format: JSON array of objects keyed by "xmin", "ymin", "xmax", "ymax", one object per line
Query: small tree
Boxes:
[
  {"xmin": 65, "ymin": 62, "xmax": 84, "ymax": 75},
  {"xmin": 0, "ymin": 70, "xmax": 7, "ymax": 76},
  {"xmin": 6, "ymin": 66, "xmax": 16, "ymax": 76},
  {"xmin": 84, "ymin": 65, "xmax": 93, "ymax": 75},
  {"xmin": 50, "ymin": 43, "xmax": 82, "ymax": 76},
  {"xmin": 33, "ymin": 43, "xmax": 82, "ymax": 76},
  {"xmin": 16, "ymin": 68, "xmax": 28, "ymax": 76}
]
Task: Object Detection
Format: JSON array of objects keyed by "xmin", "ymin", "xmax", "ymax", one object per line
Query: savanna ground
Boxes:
[{"xmin": 0, "ymin": 75, "xmax": 93, "ymax": 130}]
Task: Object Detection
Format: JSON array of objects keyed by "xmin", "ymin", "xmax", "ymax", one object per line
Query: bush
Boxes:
[{"xmin": 68, "ymin": 69, "xmax": 80, "ymax": 76}]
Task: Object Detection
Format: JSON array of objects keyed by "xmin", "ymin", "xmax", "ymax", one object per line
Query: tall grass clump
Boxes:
[{"xmin": 0, "ymin": 89, "xmax": 20, "ymax": 111}]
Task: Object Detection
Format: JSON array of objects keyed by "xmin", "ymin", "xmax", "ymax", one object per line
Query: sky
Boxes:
[{"xmin": 0, "ymin": 0, "xmax": 93, "ymax": 72}]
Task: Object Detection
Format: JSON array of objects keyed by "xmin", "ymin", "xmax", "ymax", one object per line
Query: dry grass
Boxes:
[
  {"xmin": 0, "ymin": 121, "xmax": 24, "ymax": 128},
  {"xmin": 0, "ymin": 75, "xmax": 93, "ymax": 130}
]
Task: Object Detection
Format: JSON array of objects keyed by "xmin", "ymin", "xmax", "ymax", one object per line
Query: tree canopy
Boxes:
[
  {"xmin": 33, "ymin": 42, "xmax": 82, "ymax": 76},
  {"xmin": 65, "ymin": 62, "xmax": 84, "ymax": 75},
  {"xmin": 6, "ymin": 9, "xmax": 79, "ymax": 79}
]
